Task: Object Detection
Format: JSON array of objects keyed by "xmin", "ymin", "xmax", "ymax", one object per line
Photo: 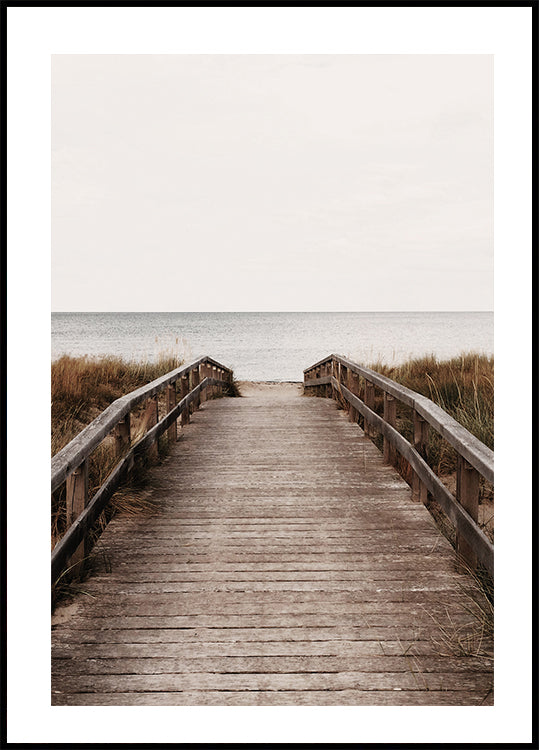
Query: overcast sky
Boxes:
[{"xmin": 52, "ymin": 54, "xmax": 493, "ymax": 311}]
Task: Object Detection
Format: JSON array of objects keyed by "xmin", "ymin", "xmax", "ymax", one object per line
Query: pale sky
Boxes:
[{"xmin": 52, "ymin": 54, "xmax": 493, "ymax": 311}]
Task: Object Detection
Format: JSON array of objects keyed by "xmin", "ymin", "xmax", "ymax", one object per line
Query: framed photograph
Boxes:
[{"xmin": 5, "ymin": 4, "xmax": 534, "ymax": 746}]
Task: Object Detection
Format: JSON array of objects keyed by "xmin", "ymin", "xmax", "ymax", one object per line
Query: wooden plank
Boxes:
[
  {"xmin": 52, "ymin": 689, "xmax": 493, "ymax": 706},
  {"xmin": 96, "ymin": 536, "xmax": 451, "ymax": 550},
  {"xmin": 84, "ymin": 568, "xmax": 465, "ymax": 583},
  {"xmin": 88, "ymin": 544, "xmax": 455, "ymax": 558},
  {"xmin": 52, "ymin": 642, "xmax": 493, "ymax": 664},
  {"xmin": 51, "ymin": 624, "xmax": 481, "ymax": 644},
  {"xmin": 100, "ymin": 523, "xmax": 446, "ymax": 535},
  {"xmin": 87, "ymin": 557, "xmax": 456, "ymax": 572},
  {"xmin": 53, "ymin": 595, "xmax": 485, "ymax": 617},
  {"xmin": 52, "ymin": 670, "xmax": 493, "ymax": 693},
  {"xmin": 77, "ymin": 580, "xmax": 471, "ymax": 596},
  {"xmin": 51, "ymin": 634, "xmax": 439, "ymax": 654},
  {"xmin": 53, "ymin": 613, "xmax": 484, "ymax": 631},
  {"xmin": 52, "ymin": 655, "xmax": 493, "ymax": 676}
]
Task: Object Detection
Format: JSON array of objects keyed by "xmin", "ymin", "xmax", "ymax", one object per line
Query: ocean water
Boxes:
[{"xmin": 51, "ymin": 311, "xmax": 493, "ymax": 382}]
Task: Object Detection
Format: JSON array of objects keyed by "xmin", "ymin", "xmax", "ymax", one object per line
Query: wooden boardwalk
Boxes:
[{"xmin": 51, "ymin": 383, "xmax": 493, "ymax": 706}]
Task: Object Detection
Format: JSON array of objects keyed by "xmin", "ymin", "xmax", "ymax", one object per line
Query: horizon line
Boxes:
[{"xmin": 51, "ymin": 309, "xmax": 495, "ymax": 314}]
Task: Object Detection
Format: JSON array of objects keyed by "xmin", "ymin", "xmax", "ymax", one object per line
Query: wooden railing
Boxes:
[
  {"xmin": 304, "ymin": 355, "xmax": 494, "ymax": 578},
  {"xmin": 51, "ymin": 356, "xmax": 234, "ymax": 583}
]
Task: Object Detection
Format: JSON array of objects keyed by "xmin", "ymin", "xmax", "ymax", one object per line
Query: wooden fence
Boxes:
[
  {"xmin": 51, "ymin": 356, "xmax": 234, "ymax": 583},
  {"xmin": 304, "ymin": 354, "xmax": 494, "ymax": 578}
]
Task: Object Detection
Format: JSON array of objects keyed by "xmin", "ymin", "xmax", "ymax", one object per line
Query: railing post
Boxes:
[
  {"xmin": 200, "ymin": 363, "xmax": 207, "ymax": 403},
  {"xmin": 344, "ymin": 366, "xmax": 351, "ymax": 417},
  {"xmin": 167, "ymin": 383, "xmax": 177, "ymax": 443},
  {"xmin": 65, "ymin": 459, "xmax": 88, "ymax": 574},
  {"xmin": 143, "ymin": 396, "xmax": 159, "ymax": 460},
  {"xmin": 383, "ymin": 393, "xmax": 396, "ymax": 465},
  {"xmin": 364, "ymin": 380, "xmax": 375, "ymax": 438},
  {"xmin": 114, "ymin": 413, "xmax": 131, "ymax": 458},
  {"xmin": 206, "ymin": 362, "xmax": 212, "ymax": 398},
  {"xmin": 456, "ymin": 455, "xmax": 480, "ymax": 572},
  {"xmin": 324, "ymin": 361, "xmax": 331, "ymax": 398},
  {"xmin": 353, "ymin": 372, "xmax": 360, "ymax": 418},
  {"xmin": 190, "ymin": 366, "xmax": 200, "ymax": 413},
  {"xmin": 412, "ymin": 411, "xmax": 429, "ymax": 504},
  {"xmin": 336, "ymin": 362, "xmax": 345, "ymax": 409},
  {"xmin": 316, "ymin": 366, "xmax": 323, "ymax": 396},
  {"xmin": 180, "ymin": 374, "xmax": 190, "ymax": 425},
  {"xmin": 226, "ymin": 367, "xmax": 233, "ymax": 395},
  {"xmin": 347, "ymin": 370, "xmax": 360, "ymax": 423},
  {"xmin": 197, "ymin": 364, "xmax": 203, "ymax": 407}
]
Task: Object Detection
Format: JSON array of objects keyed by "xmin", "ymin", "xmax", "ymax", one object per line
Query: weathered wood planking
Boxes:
[
  {"xmin": 51, "ymin": 690, "xmax": 492, "ymax": 706},
  {"xmin": 52, "ymin": 383, "xmax": 493, "ymax": 706}
]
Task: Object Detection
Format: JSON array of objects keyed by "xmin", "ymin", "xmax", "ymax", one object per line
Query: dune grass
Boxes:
[
  {"xmin": 51, "ymin": 353, "xmax": 186, "ymax": 552},
  {"xmin": 51, "ymin": 353, "xmax": 185, "ymax": 455},
  {"xmin": 367, "ymin": 352, "xmax": 493, "ymax": 470}
]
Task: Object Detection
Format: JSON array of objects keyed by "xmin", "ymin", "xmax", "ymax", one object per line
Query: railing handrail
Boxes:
[
  {"xmin": 304, "ymin": 354, "xmax": 493, "ymax": 483},
  {"xmin": 51, "ymin": 355, "xmax": 232, "ymax": 493},
  {"xmin": 304, "ymin": 353, "xmax": 494, "ymax": 577},
  {"xmin": 51, "ymin": 355, "xmax": 233, "ymax": 583}
]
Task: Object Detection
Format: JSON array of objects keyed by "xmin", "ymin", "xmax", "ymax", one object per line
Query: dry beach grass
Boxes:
[{"xmin": 366, "ymin": 353, "xmax": 494, "ymax": 545}]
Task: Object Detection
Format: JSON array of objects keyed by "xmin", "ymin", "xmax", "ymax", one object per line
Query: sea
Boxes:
[{"xmin": 51, "ymin": 311, "xmax": 493, "ymax": 382}]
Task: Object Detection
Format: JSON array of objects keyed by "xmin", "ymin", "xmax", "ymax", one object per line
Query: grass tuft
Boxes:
[
  {"xmin": 368, "ymin": 352, "xmax": 493, "ymax": 453},
  {"xmin": 426, "ymin": 562, "xmax": 494, "ymax": 660}
]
